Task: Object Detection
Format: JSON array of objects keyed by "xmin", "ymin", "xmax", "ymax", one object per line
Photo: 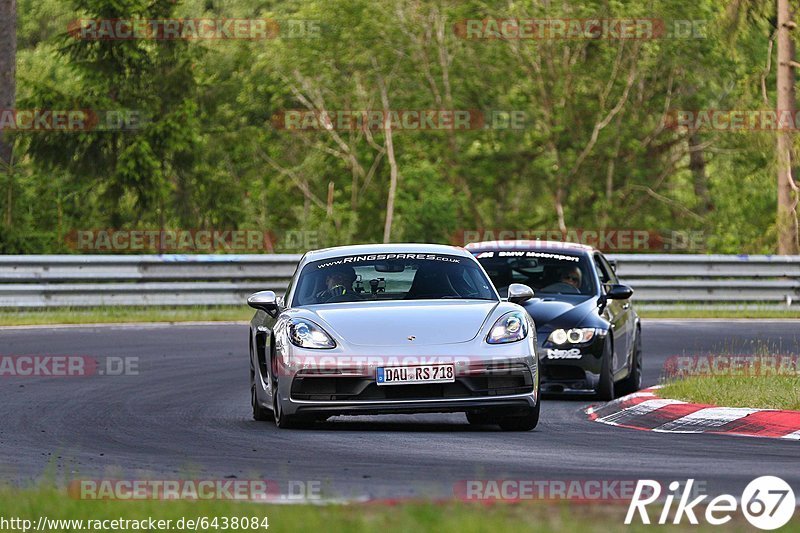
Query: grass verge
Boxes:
[
  {"xmin": 0, "ymin": 306, "xmax": 252, "ymax": 326},
  {"xmin": 660, "ymin": 375, "xmax": 800, "ymax": 410},
  {"xmin": 1, "ymin": 306, "xmax": 799, "ymax": 326},
  {"xmin": 639, "ymin": 308, "xmax": 800, "ymax": 319},
  {"xmin": 0, "ymin": 487, "xmax": 765, "ymax": 533}
]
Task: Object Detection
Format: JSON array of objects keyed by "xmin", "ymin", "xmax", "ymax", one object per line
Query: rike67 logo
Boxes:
[{"xmin": 626, "ymin": 477, "xmax": 795, "ymax": 530}]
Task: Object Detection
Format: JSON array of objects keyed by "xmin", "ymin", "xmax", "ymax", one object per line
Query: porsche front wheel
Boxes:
[{"xmin": 498, "ymin": 397, "xmax": 540, "ymax": 431}]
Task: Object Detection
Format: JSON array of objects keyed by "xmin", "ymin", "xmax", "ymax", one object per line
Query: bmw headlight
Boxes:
[
  {"xmin": 487, "ymin": 311, "xmax": 528, "ymax": 344},
  {"xmin": 288, "ymin": 318, "xmax": 336, "ymax": 349},
  {"xmin": 547, "ymin": 327, "xmax": 597, "ymax": 346}
]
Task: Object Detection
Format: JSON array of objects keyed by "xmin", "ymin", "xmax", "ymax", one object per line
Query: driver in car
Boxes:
[
  {"xmin": 543, "ymin": 265, "xmax": 583, "ymax": 293},
  {"xmin": 315, "ymin": 266, "xmax": 358, "ymax": 302},
  {"xmin": 560, "ymin": 265, "xmax": 582, "ymax": 289}
]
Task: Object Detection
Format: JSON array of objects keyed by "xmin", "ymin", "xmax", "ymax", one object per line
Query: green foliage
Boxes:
[{"xmin": 2, "ymin": 0, "xmax": 793, "ymax": 253}]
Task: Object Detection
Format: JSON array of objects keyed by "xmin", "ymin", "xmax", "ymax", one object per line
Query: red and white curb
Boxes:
[{"xmin": 585, "ymin": 387, "xmax": 800, "ymax": 440}]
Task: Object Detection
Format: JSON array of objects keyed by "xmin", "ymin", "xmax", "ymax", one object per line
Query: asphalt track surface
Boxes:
[{"xmin": 1, "ymin": 320, "xmax": 799, "ymax": 500}]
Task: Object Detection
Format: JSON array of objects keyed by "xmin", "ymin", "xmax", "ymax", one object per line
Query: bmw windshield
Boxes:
[
  {"xmin": 474, "ymin": 250, "xmax": 598, "ymax": 297},
  {"xmin": 292, "ymin": 253, "xmax": 497, "ymax": 305}
]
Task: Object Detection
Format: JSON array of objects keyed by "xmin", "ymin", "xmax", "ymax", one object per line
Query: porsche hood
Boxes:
[{"xmin": 301, "ymin": 300, "xmax": 501, "ymax": 346}]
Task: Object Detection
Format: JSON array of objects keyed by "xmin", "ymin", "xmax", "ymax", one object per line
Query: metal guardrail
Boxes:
[
  {"xmin": 0, "ymin": 255, "xmax": 301, "ymax": 307},
  {"xmin": 608, "ymin": 254, "xmax": 800, "ymax": 307},
  {"xmin": 0, "ymin": 254, "xmax": 798, "ymax": 308}
]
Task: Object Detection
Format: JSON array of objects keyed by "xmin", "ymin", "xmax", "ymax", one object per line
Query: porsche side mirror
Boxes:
[
  {"xmin": 507, "ymin": 283, "xmax": 535, "ymax": 304},
  {"xmin": 247, "ymin": 290, "xmax": 280, "ymax": 316},
  {"xmin": 605, "ymin": 284, "xmax": 633, "ymax": 300}
]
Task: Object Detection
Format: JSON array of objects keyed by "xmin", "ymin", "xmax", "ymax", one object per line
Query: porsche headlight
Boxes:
[
  {"xmin": 288, "ymin": 318, "xmax": 336, "ymax": 349},
  {"xmin": 547, "ymin": 327, "xmax": 597, "ymax": 346},
  {"xmin": 487, "ymin": 311, "xmax": 528, "ymax": 344}
]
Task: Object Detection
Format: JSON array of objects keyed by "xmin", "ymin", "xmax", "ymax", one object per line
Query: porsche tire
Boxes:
[
  {"xmin": 498, "ymin": 397, "xmax": 540, "ymax": 431},
  {"xmin": 466, "ymin": 412, "xmax": 492, "ymax": 425},
  {"xmin": 250, "ymin": 358, "xmax": 271, "ymax": 422},
  {"xmin": 251, "ymin": 382, "xmax": 271, "ymax": 421},
  {"xmin": 272, "ymin": 387, "xmax": 310, "ymax": 429}
]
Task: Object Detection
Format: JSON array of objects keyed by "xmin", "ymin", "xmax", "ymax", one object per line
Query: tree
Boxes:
[
  {"xmin": 7, "ymin": 0, "xmax": 798, "ymax": 254},
  {"xmin": 0, "ymin": 0, "xmax": 16, "ymax": 227},
  {"xmin": 23, "ymin": 0, "xmax": 203, "ymax": 230},
  {"xmin": 776, "ymin": 0, "xmax": 800, "ymax": 253}
]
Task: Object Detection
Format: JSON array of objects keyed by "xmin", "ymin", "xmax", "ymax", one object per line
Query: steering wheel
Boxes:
[
  {"xmin": 461, "ymin": 290, "xmax": 481, "ymax": 299},
  {"xmin": 541, "ymin": 282, "xmax": 580, "ymax": 294},
  {"xmin": 316, "ymin": 285, "xmax": 347, "ymax": 303}
]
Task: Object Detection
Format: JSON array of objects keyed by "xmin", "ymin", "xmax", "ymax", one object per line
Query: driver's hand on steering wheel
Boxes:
[{"xmin": 316, "ymin": 284, "xmax": 347, "ymax": 303}]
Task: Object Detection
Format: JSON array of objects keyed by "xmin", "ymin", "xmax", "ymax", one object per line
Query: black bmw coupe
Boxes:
[{"xmin": 467, "ymin": 240, "xmax": 642, "ymax": 400}]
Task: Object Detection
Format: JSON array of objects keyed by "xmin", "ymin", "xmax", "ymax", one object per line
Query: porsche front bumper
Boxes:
[{"xmin": 272, "ymin": 342, "xmax": 539, "ymax": 417}]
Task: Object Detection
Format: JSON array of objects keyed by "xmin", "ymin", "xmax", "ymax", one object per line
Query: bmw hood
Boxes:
[
  {"xmin": 303, "ymin": 300, "xmax": 499, "ymax": 346},
  {"xmin": 522, "ymin": 296, "xmax": 596, "ymax": 329}
]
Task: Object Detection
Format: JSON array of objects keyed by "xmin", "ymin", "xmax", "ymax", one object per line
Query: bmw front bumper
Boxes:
[{"xmin": 537, "ymin": 329, "xmax": 607, "ymax": 394}]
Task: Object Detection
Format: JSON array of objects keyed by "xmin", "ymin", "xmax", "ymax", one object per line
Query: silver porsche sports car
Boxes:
[{"xmin": 247, "ymin": 243, "xmax": 540, "ymax": 430}]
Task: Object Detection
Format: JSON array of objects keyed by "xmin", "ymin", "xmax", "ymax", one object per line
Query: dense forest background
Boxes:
[{"xmin": 0, "ymin": 0, "xmax": 797, "ymax": 253}]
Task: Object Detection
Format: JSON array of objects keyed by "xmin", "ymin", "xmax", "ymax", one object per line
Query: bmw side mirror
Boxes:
[
  {"xmin": 605, "ymin": 284, "xmax": 633, "ymax": 300},
  {"xmin": 507, "ymin": 283, "xmax": 535, "ymax": 304},
  {"xmin": 247, "ymin": 290, "xmax": 280, "ymax": 317}
]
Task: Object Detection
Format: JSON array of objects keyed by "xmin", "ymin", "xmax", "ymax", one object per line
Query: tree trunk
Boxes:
[
  {"xmin": 777, "ymin": 0, "xmax": 800, "ymax": 253},
  {"xmin": 0, "ymin": 0, "xmax": 17, "ymax": 227},
  {"xmin": 326, "ymin": 181, "xmax": 334, "ymax": 217},
  {"xmin": 554, "ymin": 186, "xmax": 567, "ymax": 235},
  {"xmin": 379, "ymin": 76, "xmax": 399, "ymax": 244},
  {"xmin": 689, "ymin": 132, "xmax": 713, "ymax": 215}
]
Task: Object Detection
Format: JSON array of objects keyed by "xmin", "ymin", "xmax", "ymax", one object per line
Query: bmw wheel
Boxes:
[
  {"xmin": 595, "ymin": 336, "xmax": 615, "ymax": 401},
  {"xmin": 616, "ymin": 328, "xmax": 642, "ymax": 396}
]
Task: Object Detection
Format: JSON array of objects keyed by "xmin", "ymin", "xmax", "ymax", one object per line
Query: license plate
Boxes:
[{"xmin": 376, "ymin": 364, "xmax": 455, "ymax": 386}]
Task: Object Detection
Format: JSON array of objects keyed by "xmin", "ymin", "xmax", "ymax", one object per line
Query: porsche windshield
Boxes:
[
  {"xmin": 475, "ymin": 250, "xmax": 597, "ymax": 297},
  {"xmin": 293, "ymin": 253, "xmax": 497, "ymax": 305}
]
